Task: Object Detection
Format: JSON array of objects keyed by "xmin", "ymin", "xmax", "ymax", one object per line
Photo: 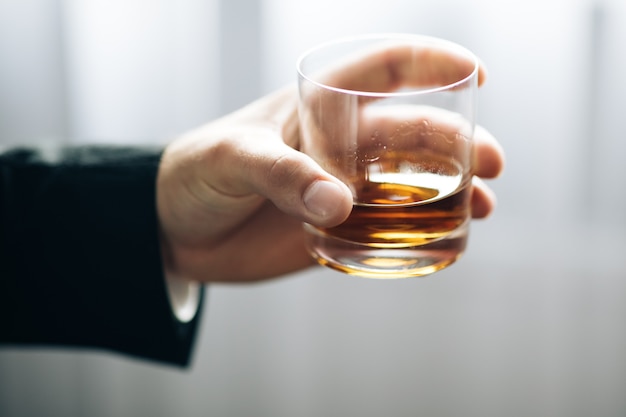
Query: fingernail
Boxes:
[{"xmin": 303, "ymin": 180, "xmax": 343, "ymax": 218}]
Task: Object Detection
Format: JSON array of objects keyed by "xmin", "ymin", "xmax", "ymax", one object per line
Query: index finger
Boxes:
[{"xmin": 299, "ymin": 35, "xmax": 486, "ymax": 94}]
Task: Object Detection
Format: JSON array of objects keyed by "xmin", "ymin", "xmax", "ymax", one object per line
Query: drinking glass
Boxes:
[{"xmin": 297, "ymin": 34, "xmax": 479, "ymax": 278}]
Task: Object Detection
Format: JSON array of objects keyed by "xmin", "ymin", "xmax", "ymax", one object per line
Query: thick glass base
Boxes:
[{"xmin": 305, "ymin": 221, "xmax": 469, "ymax": 279}]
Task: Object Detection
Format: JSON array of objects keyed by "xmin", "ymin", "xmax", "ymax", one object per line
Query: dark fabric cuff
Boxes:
[{"xmin": 0, "ymin": 145, "xmax": 204, "ymax": 367}]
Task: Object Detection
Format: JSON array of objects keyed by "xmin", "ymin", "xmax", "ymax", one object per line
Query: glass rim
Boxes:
[{"xmin": 296, "ymin": 33, "xmax": 480, "ymax": 98}]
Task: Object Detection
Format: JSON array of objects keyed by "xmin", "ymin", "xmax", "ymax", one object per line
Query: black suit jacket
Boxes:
[{"xmin": 0, "ymin": 145, "xmax": 203, "ymax": 367}]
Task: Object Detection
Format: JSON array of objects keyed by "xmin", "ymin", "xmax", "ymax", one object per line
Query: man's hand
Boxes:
[{"xmin": 156, "ymin": 49, "xmax": 504, "ymax": 284}]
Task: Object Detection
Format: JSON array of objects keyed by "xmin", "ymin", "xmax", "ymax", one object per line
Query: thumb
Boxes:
[{"xmin": 213, "ymin": 128, "xmax": 353, "ymax": 227}]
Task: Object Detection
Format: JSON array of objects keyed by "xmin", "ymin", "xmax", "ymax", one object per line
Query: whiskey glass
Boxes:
[{"xmin": 297, "ymin": 34, "xmax": 479, "ymax": 278}]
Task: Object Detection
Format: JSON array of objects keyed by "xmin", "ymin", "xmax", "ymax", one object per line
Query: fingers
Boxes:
[
  {"xmin": 356, "ymin": 107, "xmax": 504, "ymax": 181},
  {"xmin": 315, "ymin": 40, "xmax": 486, "ymax": 93},
  {"xmin": 208, "ymin": 128, "xmax": 353, "ymax": 228},
  {"xmin": 470, "ymin": 126, "xmax": 503, "ymax": 219},
  {"xmin": 471, "ymin": 176, "xmax": 497, "ymax": 219},
  {"xmin": 473, "ymin": 125, "xmax": 505, "ymax": 179},
  {"xmin": 356, "ymin": 105, "xmax": 473, "ymax": 155},
  {"xmin": 185, "ymin": 119, "xmax": 501, "ymax": 235},
  {"xmin": 354, "ymin": 109, "xmax": 502, "ymax": 219}
]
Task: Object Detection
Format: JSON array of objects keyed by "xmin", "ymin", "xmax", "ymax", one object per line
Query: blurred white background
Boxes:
[{"xmin": 1, "ymin": 0, "xmax": 625, "ymax": 416}]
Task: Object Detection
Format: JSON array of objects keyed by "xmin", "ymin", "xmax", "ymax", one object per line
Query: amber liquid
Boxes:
[{"xmin": 306, "ymin": 151, "xmax": 471, "ymax": 278}]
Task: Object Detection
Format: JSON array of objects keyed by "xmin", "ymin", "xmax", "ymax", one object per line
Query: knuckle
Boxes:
[{"xmin": 267, "ymin": 152, "xmax": 307, "ymax": 188}]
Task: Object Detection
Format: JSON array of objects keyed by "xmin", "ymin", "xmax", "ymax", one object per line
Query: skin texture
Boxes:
[{"xmin": 156, "ymin": 47, "xmax": 505, "ymax": 284}]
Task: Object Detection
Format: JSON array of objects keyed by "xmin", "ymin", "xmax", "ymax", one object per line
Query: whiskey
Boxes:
[
  {"xmin": 305, "ymin": 151, "xmax": 471, "ymax": 278},
  {"xmin": 321, "ymin": 181, "xmax": 470, "ymax": 248}
]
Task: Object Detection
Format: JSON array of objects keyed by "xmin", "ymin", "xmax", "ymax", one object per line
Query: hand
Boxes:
[{"xmin": 156, "ymin": 50, "xmax": 504, "ymax": 284}]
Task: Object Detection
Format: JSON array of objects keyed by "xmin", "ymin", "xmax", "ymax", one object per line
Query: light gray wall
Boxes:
[
  {"xmin": 0, "ymin": 0, "xmax": 69, "ymax": 146},
  {"xmin": 1, "ymin": 0, "xmax": 625, "ymax": 416}
]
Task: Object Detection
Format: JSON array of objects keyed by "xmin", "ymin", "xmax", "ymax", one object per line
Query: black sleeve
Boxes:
[{"xmin": 0, "ymin": 145, "xmax": 204, "ymax": 367}]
